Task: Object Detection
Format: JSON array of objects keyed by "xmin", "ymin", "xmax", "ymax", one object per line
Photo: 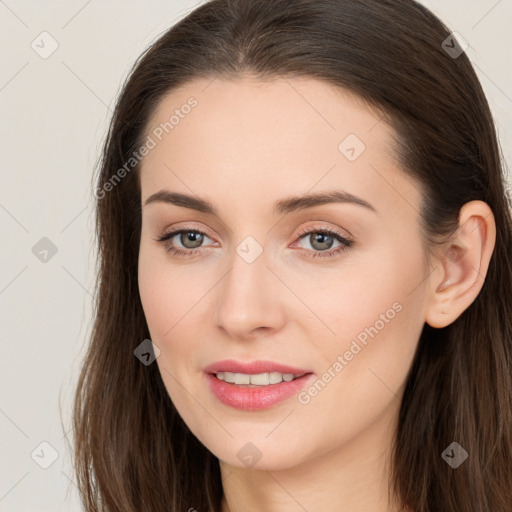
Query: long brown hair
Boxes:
[{"xmin": 70, "ymin": 0, "xmax": 512, "ymax": 510}]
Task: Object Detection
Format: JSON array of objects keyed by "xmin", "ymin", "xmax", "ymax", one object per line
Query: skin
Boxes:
[{"xmin": 137, "ymin": 75, "xmax": 496, "ymax": 512}]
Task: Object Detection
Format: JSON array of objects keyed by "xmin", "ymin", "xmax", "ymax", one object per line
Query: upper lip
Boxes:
[{"xmin": 203, "ymin": 359, "xmax": 313, "ymax": 376}]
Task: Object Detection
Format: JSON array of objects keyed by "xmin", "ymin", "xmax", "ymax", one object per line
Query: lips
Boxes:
[
  {"xmin": 205, "ymin": 371, "xmax": 316, "ymax": 411},
  {"xmin": 203, "ymin": 359, "xmax": 313, "ymax": 376},
  {"xmin": 203, "ymin": 360, "xmax": 315, "ymax": 411}
]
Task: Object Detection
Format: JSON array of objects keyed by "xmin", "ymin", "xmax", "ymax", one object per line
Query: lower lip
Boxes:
[{"xmin": 205, "ymin": 372, "xmax": 314, "ymax": 411}]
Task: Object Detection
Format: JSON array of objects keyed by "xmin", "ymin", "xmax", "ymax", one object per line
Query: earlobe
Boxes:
[{"xmin": 424, "ymin": 200, "xmax": 496, "ymax": 329}]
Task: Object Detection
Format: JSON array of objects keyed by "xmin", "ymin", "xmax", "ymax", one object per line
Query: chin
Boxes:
[{"xmin": 208, "ymin": 436, "xmax": 311, "ymax": 472}]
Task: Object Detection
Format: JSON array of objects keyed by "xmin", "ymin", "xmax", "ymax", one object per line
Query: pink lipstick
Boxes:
[{"xmin": 203, "ymin": 359, "xmax": 314, "ymax": 411}]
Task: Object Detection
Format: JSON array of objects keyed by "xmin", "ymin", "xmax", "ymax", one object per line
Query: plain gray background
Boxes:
[{"xmin": 1, "ymin": 1, "xmax": 511, "ymax": 510}]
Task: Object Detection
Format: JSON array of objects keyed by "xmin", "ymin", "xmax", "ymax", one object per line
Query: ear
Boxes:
[{"xmin": 424, "ymin": 200, "xmax": 496, "ymax": 329}]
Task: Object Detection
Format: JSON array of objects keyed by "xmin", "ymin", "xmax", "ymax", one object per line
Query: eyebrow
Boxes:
[{"xmin": 143, "ymin": 189, "xmax": 378, "ymax": 216}]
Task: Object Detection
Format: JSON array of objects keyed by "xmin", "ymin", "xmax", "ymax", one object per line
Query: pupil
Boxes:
[
  {"xmin": 312, "ymin": 233, "xmax": 333, "ymax": 251},
  {"xmin": 182, "ymin": 231, "xmax": 203, "ymax": 248}
]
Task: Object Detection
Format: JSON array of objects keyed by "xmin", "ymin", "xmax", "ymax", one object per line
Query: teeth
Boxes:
[{"xmin": 216, "ymin": 371, "xmax": 304, "ymax": 386}]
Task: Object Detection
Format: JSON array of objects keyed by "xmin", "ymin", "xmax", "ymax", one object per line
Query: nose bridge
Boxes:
[{"xmin": 215, "ymin": 234, "xmax": 283, "ymax": 336}]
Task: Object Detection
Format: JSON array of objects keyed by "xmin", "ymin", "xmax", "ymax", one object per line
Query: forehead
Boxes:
[{"xmin": 139, "ymin": 75, "xmax": 420, "ymax": 218}]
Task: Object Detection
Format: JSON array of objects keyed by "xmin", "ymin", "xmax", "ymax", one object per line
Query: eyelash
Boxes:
[{"xmin": 155, "ymin": 225, "xmax": 353, "ymax": 260}]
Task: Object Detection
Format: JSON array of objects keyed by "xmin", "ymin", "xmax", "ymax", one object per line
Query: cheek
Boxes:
[
  {"xmin": 138, "ymin": 252, "xmax": 168, "ymax": 335},
  {"xmin": 137, "ymin": 248, "xmax": 207, "ymax": 340},
  {"xmin": 296, "ymin": 238, "xmax": 427, "ymax": 410},
  {"xmin": 284, "ymin": 276, "xmax": 424, "ymax": 458},
  {"xmin": 137, "ymin": 251, "xmax": 206, "ymax": 403},
  {"xmin": 281, "ymin": 234, "xmax": 425, "ymax": 344}
]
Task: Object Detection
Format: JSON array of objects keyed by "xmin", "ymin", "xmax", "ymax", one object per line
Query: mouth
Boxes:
[
  {"xmin": 203, "ymin": 359, "xmax": 313, "ymax": 378},
  {"xmin": 205, "ymin": 370, "xmax": 316, "ymax": 411},
  {"xmin": 203, "ymin": 359, "xmax": 314, "ymax": 411},
  {"xmin": 211, "ymin": 371, "xmax": 311, "ymax": 387},
  {"xmin": 202, "ymin": 360, "xmax": 314, "ymax": 410}
]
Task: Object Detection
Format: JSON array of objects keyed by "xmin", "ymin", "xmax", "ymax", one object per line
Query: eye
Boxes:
[
  {"xmin": 292, "ymin": 225, "xmax": 353, "ymax": 259},
  {"xmin": 155, "ymin": 227, "xmax": 216, "ymax": 258},
  {"xmin": 155, "ymin": 224, "xmax": 354, "ymax": 260}
]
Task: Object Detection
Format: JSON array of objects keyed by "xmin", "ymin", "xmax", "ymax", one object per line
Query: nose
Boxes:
[{"xmin": 215, "ymin": 243, "xmax": 286, "ymax": 339}]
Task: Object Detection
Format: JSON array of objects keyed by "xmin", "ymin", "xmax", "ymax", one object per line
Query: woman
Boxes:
[{"xmin": 71, "ymin": 0, "xmax": 512, "ymax": 510}]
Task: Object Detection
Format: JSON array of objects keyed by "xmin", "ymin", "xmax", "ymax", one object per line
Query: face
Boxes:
[{"xmin": 137, "ymin": 75, "xmax": 430, "ymax": 470}]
